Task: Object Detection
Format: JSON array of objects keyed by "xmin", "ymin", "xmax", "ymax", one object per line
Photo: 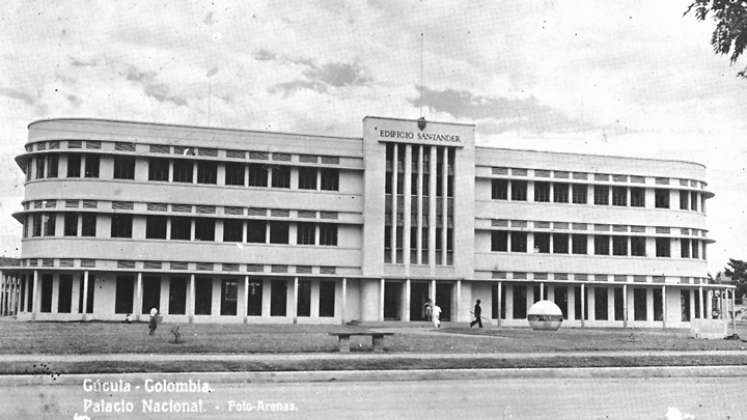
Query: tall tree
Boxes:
[
  {"xmin": 686, "ymin": 0, "xmax": 747, "ymax": 78},
  {"xmin": 724, "ymin": 258, "xmax": 747, "ymax": 297}
]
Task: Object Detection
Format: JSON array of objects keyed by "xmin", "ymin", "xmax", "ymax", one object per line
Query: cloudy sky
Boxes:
[{"xmin": 0, "ymin": 0, "xmax": 745, "ymax": 273}]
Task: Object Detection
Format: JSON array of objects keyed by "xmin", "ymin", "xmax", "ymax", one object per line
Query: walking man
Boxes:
[
  {"xmin": 432, "ymin": 303, "xmax": 442, "ymax": 328},
  {"xmin": 470, "ymin": 299, "xmax": 483, "ymax": 328},
  {"xmin": 148, "ymin": 307, "xmax": 159, "ymax": 336}
]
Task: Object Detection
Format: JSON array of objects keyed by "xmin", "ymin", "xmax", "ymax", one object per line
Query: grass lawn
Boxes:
[{"xmin": 1, "ymin": 320, "xmax": 747, "ymax": 355}]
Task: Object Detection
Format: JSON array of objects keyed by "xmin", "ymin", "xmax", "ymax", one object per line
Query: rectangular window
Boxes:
[
  {"xmin": 595, "ymin": 235, "xmax": 610, "ymax": 255},
  {"xmin": 319, "ymin": 224, "xmax": 338, "ymax": 246},
  {"xmin": 271, "ymin": 166, "xmax": 290, "ymax": 188},
  {"xmin": 594, "ymin": 185, "xmax": 609, "ymax": 205},
  {"xmin": 655, "ymin": 189, "xmax": 669, "ymax": 208},
  {"xmin": 553, "ymin": 183, "xmax": 569, "ymax": 203},
  {"xmin": 296, "ymin": 222, "xmax": 316, "ymax": 244},
  {"xmin": 594, "ymin": 288, "xmax": 608, "ymax": 320},
  {"xmin": 691, "ymin": 191, "xmax": 698, "ymax": 211},
  {"xmin": 612, "ymin": 187, "xmax": 627, "ymax": 206},
  {"xmin": 247, "ymin": 280, "xmax": 262, "ymax": 316},
  {"xmin": 224, "ymin": 163, "xmax": 245, "ymax": 186},
  {"xmin": 631, "ymin": 237, "xmax": 646, "ymax": 256},
  {"xmin": 681, "ymin": 290, "xmax": 691, "ymax": 322},
  {"xmin": 246, "ymin": 220, "xmax": 266, "ymax": 243},
  {"xmin": 64, "ymin": 213, "xmax": 78, "ymax": 236},
  {"xmin": 223, "ymin": 219, "xmax": 244, "ymax": 242},
  {"xmin": 84, "ymin": 155, "xmax": 99, "ymax": 178},
  {"xmin": 513, "ymin": 285, "xmax": 527, "ymax": 319},
  {"xmin": 553, "ymin": 233, "xmax": 569, "ymax": 254},
  {"xmin": 320, "ymin": 168, "xmax": 339, "ymax": 191},
  {"xmin": 47, "ymin": 155, "xmax": 58, "ymax": 178},
  {"xmin": 319, "ymin": 281, "xmax": 335, "ymax": 317},
  {"xmin": 41, "ymin": 275, "xmax": 54, "ymax": 312},
  {"xmin": 692, "ymin": 240, "xmax": 700, "ymax": 259},
  {"xmin": 170, "ymin": 217, "xmax": 191, "ymax": 240},
  {"xmin": 220, "ymin": 279, "xmax": 238, "ymax": 316},
  {"xmin": 298, "ymin": 167, "xmax": 317, "ymax": 189},
  {"xmin": 680, "ymin": 190, "xmax": 689, "ymax": 210},
  {"xmin": 572, "ymin": 234, "xmax": 587, "ymax": 254},
  {"xmin": 270, "ymin": 280, "xmax": 287, "ymax": 316},
  {"xmin": 491, "ymin": 231, "xmax": 508, "ymax": 252},
  {"xmin": 32, "ymin": 213, "xmax": 41, "ymax": 237},
  {"xmin": 554, "ymin": 287, "xmax": 567, "ymax": 318},
  {"xmin": 511, "ymin": 181, "xmax": 527, "ymax": 201},
  {"xmin": 168, "ymin": 277, "xmax": 187, "ymax": 315},
  {"xmin": 248, "ymin": 164, "xmax": 268, "ymax": 187},
  {"xmin": 681, "ymin": 239, "xmax": 691, "ymax": 258},
  {"xmin": 534, "ymin": 182, "xmax": 550, "ymax": 202},
  {"xmin": 173, "ymin": 160, "xmax": 193, "ymax": 183},
  {"xmin": 197, "ymin": 161, "xmax": 217, "ymax": 184},
  {"xmin": 270, "ymin": 221, "xmax": 289, "ymax": 244},
  {"xmin": 145, "ymin": 216, "xmax": 167, "ymax": 239},
  {"xmin": 113, "ymin": 156, "xmax": 135, "ymax": 179},
  {"xmin": 572, "ymin": 184, "xmax": 587, "ymax": 204},
  {"xmin": 110, "ymin": 214, "xmax": 132, "ymax": 238},
  {"xmin": 511, "ymin": 232, "xmax": 527, "ymax": 252},
  {"xmin": 656, "ymin": 238, "xmax": 670, "ymax": 257},
  {"xmin": 58, "ymin": 274, "xmax": 73, "ymax": 313},
  {"xmin": 297, "ymin": 280, "xmax": 311, "ymax": 317},
  {"xmin": 43, "ymin": 213, "xmax": 56, "ymax": 236},
  {"xmin": 534, "ymin": 233, "xmax": 550, "ymax": 253},
  {"xmin": 653, "ymin": 288, "xmax": 663, "ymax": 321},
  {"xmin": 141, "ymin": 276, "xmax": 161, "ymax": 315},
  {"xmin": 614, "ymin": 288, "xmax": 624, "ymax": 320},
  {"xmin": 36, "ymin": 156, "xmax": 45, "ymax": 179},
  {"xmin": 81, "ymin": 214, "xmax": 96, "ymax": 237},
  {"xmin": 148, "ymin": 158, "xmax": 169, "ymax": 181},
  {"xmin": 67, "ymin": 154, "xmax": 81, "ymax": 177},
  {"xmin": 194, "ymin": 277, "xmax": 212, "ymax": 315},
  {"xmin": 630, "ymin": 188, "xmax": 645, "ymax": 207},
  {"xmin": 114, "ymin": 275, "xmax": 134, "ymax": 314},
  {"xmin": 491, "ymin": 179, "xmax": 508, "ymax": 200},
  {"xmin": 194, "ymin": 218, "xmax": 215, "ymax": 241},
  {"xmin": 612, "ymin": 236, "xmax": 628, "ymax": 256},
  {"xmin": 574, "ymin": 286, "xmax": 586, "ymax": 320}
]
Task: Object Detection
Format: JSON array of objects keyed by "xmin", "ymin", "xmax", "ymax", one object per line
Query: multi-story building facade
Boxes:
[{"xmin": 0, "ymin": 116, "xmax": 736, "ymax": 327}]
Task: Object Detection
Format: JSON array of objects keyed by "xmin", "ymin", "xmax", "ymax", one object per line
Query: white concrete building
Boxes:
[{"xmin": 0, "ymin": 116, "xmax": 736, "ymax": 327}]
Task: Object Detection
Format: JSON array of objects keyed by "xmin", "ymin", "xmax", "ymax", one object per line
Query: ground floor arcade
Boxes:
[{"xmin": 0, "ymin": 269, "xmax": 737, "ymax": 329}]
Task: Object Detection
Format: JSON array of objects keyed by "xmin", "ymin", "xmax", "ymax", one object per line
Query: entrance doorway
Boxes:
[
  {"xmin": 436, "ymin": 283, "xmax": 452, "ymax": 321},
  {"xmin": 384, "ymin": 281, "xmax": 402, "ymax": 320},
  {"xmin": 410, "ymin": 282, "xmax": 429, "ymax": 321}
]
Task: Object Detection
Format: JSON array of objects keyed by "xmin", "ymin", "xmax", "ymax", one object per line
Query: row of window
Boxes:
[
  {"xmin": 491, "ymin": 284, "xmax": 701, "ymax": 322},
  {"xmin": 490, "ymin": 231, "xmax": 706, "ymax": 259},
  {"xmin": 27, "ymin": 154, "xmax": 340, "ymax": 191},
  {"xmin": 491, "ymin": 180, "xmax": 705, "ymax": 211},
  {"xmin": 24, "ymin": 213, "xmax": 338, "ymax": 246}
]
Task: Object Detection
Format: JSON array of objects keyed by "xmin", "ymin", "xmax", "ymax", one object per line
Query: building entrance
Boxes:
[
  {"xmin": 384, "ymin": 281, "xmax": 402, "ymax": 320},
  {"xmin": 410, "ymin": 282, "xmax": 429, "ymax": 321},
  {"xmin": 436, "ymin": 283, "xmax": 452, "ymax": 321}
]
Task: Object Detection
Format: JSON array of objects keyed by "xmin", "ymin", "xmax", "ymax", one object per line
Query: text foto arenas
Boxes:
[{"xmin": 81, "ymin": 378, "xmax": 298, "ymax": 414}]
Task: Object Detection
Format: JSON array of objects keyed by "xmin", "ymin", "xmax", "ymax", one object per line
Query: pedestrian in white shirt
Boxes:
[{"xmin": 431, "ymin": 304, "xmax": 442, "ymax": 328}]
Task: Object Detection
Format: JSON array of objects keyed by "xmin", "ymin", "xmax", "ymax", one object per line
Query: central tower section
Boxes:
[{"xmin": 362, "ymin": 116, "xmax": 475, "ymax": 279}]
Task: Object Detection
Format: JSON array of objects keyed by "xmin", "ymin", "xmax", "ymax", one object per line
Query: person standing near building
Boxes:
[
  {"xmin": 148, "ymin": 307, "xmax": 159, "ymax": 336},
  {"xmin": 470, "ymin": 299, "xmax": 483, "ymax": 328},
  {"xmin": 432, "ymin": 303, "xmax": 442, "ymax": 328}
]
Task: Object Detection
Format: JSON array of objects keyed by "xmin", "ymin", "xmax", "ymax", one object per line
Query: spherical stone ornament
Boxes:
[{"xmin": 527, "ymin": 300, "xmax": 564, "ymax": 331}]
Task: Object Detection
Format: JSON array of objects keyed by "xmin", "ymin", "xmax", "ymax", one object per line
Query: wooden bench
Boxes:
[{"xmin": 329, "ymin": 332, "xmax": 394, "ymax": 353}]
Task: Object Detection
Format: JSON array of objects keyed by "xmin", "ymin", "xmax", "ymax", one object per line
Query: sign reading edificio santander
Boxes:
[{"xmin": 377, "ymin": 128, "xmax": 463, "ymax": 146}]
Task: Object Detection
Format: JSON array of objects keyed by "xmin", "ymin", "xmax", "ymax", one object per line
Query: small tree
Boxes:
[
  {"xmin": 724, "ymin": 258, "xmax": 747, "ymax": 299},
  {"xmin": 685, "ymin": 0, "xmax": 747, "ymax": 78}
]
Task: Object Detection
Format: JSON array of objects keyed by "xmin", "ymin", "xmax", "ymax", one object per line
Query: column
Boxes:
[
  {"xmin": 497, "ymin": 281, "xmax": 502, "ymax": 327},
  {"xmin": 403, "ymin": 279, "xmax": 411, "ymax": 322},
  {"xmin": 416, "ymin": 146, "xmax": 424, "ymax": 264},
  {"xmin": 188, "ymin": 273, "xmax": 195, "ymax": 323},
  {"xmin": 428, "ymin": 146, "xmax": 437, "ymax": 269},
  {"xmin": 135, "ymin": 272, "xmax": 143, "ymax": 320},
  {"xmin": 292, "ymin": 277, "xmax": 299, "ymax": 322},
  {"xmin": 430, "ymin": 279, "xmax": 436, "ymax": 308},
  {"xmin": 539, "ymin": 282, "xmax": 545, "ymax": 300},
  {"xmin": 623, "ymin": 284, "xmax": 629, "ymax": 327},
  {"xmin": 607, "ymin": 287, "xmax": 615, "ymax": 322},
  {"xmin": 243, "ymin": 276, "xmax": 249, "ymax": 322},
  {"xmin": 731, "ymin": 290, "xmax": 737, "ymax": 331},
  {"xmin": 646, "ymin": 288, "xmax": 654, "ymax": 322},
  {"xmin": 341, "ymin": 278, "xmax": 347, "ymax": 324},
  {"xmin": 706, "ymin": 290, "xmax": 713, "ymax": 319},
  {"xmin": 403, "ymin": 144, "xmax": 412, "ymax": 267},
  {"xmin": 699, "ymin": 286, "xmax": 704, "ymax": 319},
  {"xmin": 81, "ymin": 271, "xmax": 89, "ymax": 320},
  {"xmin": 689, "ymin": 289, "xmax": 696, "ymax": 322},
  {"xmin": 32, "ymin": 270, "xmax": 39, "ymax": 320},
  {"xmin": 441, "ymin": 147, "xmax": 448, "ymax": 265},
  {"xmin": 391, "ymin": 144, "xmax": 398, "ymax": 264},
  {"xmin": 379, "ymin": 278, "xmax": 385, "ymax": 321},
  {"xmin": 455, "ymin": 280, "xmax": 462, "ymax": 322},
  {"xmin": 580, "ymin": 283, "xmax": 585, "ymax": 327},
  {"xmin": 24, "ymin": 275, "xmax": 30, "ymax": 314},
  {"xmin": 51, "ymin": 275, "xmax": 59, "ymax": 314},
  {"xmin": 587, "ymin": 286, "xmax": 595, "ymax": 321},
  {"xmin": 505, "ymin": 284, "xmax": 513, "ymax": 320},
  {"xmin": 662, "ymin": 285, "xmax": 667, "ymax": 329}
]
